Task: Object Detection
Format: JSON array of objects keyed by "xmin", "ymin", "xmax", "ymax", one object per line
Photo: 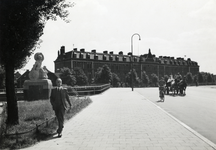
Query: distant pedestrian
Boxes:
[
  {"xmin": 50, "ymin": 78, "xmax": 72, "ymax": 137},
  {"xmin": 195, "ymin": 79, "xmax": 198, "ymax": 87},
  {"xmin": 158, "ymin": 77, "xmax": 166, "ymax": 102}
]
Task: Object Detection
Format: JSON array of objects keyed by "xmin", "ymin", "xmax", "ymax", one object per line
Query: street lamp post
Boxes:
[{"xmin": 131, "ymin": 33, "xmax": 141, "ymax": 91}]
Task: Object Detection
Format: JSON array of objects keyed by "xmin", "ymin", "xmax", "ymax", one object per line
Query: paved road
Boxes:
[
  {"xmin": 136, "ymin": 86, "xmax": 216, "ymax": 144},
  {"xmin": 22, "ymin": 88, "xmax": 216, "ymax": 150}
]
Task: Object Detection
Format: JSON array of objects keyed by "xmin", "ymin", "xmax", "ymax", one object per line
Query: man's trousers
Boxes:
[{"xmin": 54, "ymin": 107, "xmax": 65, "ymax": 134}]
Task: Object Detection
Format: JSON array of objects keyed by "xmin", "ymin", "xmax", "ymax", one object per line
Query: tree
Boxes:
[
  {"xmin": 150, "ymin": 73, "xmax": 158, "ymax": 87},
  {"xmin": 207, "ymin": 73, "xmax": 213, "ymax": 83},
  {"xmin": 94, "ymin": 67, "xmax": 102, "ymax": 84},
  {"xmin": 136, "ymin": 77, "xmax": 142, "ymax": 87},
  {"xmin": 185, "ymin": 72, "xmax": 193, "ymax": 84},
  {"xmin": 74, "ymin": 67, "xmax": 88, "ymax": 86},
  {"xmin": 141, "ymin": 71, "xmax": 149, "ymax": 87},
  {"xmin": 0, "ymin": 0, "xmax": 71, "ymax": 125},
  {"xmin": 94, "ymin": 65, "xmax": 112, "ymax": 84},
  {"xmin": 198, "ymin": 72, "xmax": 204, "ymax": 83},
  {"xmin": 193, "ymin": 74, "xmax": 198, "ymax": 85},
  {"xmin": 60, "ymin": 67, "xmax": 76, "ymax": 86},
  {"xmin": 125, "ymin": 71, "xmax": 132, "ymax": 87},
  {"xmin": 100, "ymin": 65, "xmax": 112, "ymax": 84},
  {"xmin": 111, "ymin": 73, "xmax": 120, "ymax": 87},
  {"xmin": 125, "ymin": 69, "xmax": 139, "ymax": 87},
  {"xmin": 212, "ymin": 75, "xmax": 216, "ymax": 83}
]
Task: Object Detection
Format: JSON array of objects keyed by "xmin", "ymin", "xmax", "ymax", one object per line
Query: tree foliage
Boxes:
[
  {"xmin": 141, "ymin": 71, "xmax": 150, "ymax": 87},
  {"xmin": 94, "ymin": 67, "xmax": 102, "ymax": 84},
  {"xmin": 150, "ymin": 73, "xmax": 158, "ymax": 86},
  {"xmin": 74, "ymin": 67, "xmax": 88, "ymax": 86},
  {"xmin": 125, "ymin": 69, "xmax": 139, "ymax": 87},
  {"xmin": 198, "ymin": 72, "xmax": 204, "ymax": 83},
  {"xmin": 185, "ymin": 72, "xmax": 193, "ymax": 84},
  {"xmin": 207, "ymin": 74, "xmax": 213, "ymax": 83},
  {"xmin": 0, "ymin": 0, "xmax": 71, "ymax": 69},
  {"xmin": 101, "ymin": 65, "xmax": 112, "ymax": 84},
  {"xmin": 60, "ymin": 67, "xmax": 76, "ymax": 86},
  {"xmin": 94, "ymin": 65, "xmax": 112, "ymax": 84},
  {"xmin": 111, "ymin": 73, "xmax": 120, "ymax": 87},
  {"xmin": 0, "ymin": 0, "xmax": 71, "ymax": 125}
]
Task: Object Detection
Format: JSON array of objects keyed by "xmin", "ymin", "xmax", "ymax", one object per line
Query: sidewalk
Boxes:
[{"xmin": 23, "ymin": 88, "xmax": 216, "ymax": 150}]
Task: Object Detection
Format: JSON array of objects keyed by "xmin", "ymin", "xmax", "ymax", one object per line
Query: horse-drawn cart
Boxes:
[{"xmin": 165, "ymin": 79, "xmax": 187, "ymax": 96}]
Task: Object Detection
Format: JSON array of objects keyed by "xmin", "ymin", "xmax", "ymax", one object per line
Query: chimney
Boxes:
[
  {"xmin": 91, "ymin": 49, "xmax": 96, "ymax": 53},
  {"xmin": 80, "ymin": 48, "xmax": 85, "ymax": 52},
  {"xmin": 60, "ymin": 46, "xmax": 65, "ymax": 55},
  {"xmin": 119, "ymin": 51, "xmax": 123, "ymax": 55}
]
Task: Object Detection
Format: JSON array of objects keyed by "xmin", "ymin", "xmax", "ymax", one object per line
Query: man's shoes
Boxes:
[{"xmin": 58, "ymin": 133, "xmax": 62, "ymax": 138}]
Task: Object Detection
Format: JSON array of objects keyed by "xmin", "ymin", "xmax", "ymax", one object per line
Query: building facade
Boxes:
[{"xmin": 54, "ymin": 46, "xmax": 199, "ymax": 82}]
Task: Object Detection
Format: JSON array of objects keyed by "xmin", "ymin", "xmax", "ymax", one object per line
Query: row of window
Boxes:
[
  {"xmin": 72, "ymin": 52, "xmax": 140, "ymax": 62},
  {"xmin": 55, "ymin": 60, "xmax": 199, "ymax": 77},
  {"xmin": 71, "ymin": 52, "xmax": 198, "ymax": 66}
]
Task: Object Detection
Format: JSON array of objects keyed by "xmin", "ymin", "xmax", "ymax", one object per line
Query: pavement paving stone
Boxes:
[{"xmin": 21, "ymin": 88, "xmax": 215, "ymax": 150}]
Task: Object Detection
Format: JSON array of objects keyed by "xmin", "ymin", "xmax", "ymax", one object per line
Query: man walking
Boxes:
[{"xmin": 50, "ymin": 78, "xmax": 72, "ymax": 137}]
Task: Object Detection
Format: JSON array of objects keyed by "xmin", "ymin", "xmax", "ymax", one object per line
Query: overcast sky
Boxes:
[{"xmin": 21, "ymin": 0, "xmax": 216, "ymax": 74}]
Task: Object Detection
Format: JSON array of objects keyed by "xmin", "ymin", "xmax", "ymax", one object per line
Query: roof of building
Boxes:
[{"xmin": 55, "ymin": 46, "xmax": 199, "ymax": 66}]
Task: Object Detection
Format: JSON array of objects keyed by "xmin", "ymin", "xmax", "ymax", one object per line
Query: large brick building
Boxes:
[{"xmin": 54, "ymin": 46, "xmax": 199, "ymax": 82}]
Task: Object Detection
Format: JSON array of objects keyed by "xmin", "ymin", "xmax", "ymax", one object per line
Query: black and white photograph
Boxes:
[{"xmin": 0, "ymin": 0, "xmax": 216, "ymax": 149}]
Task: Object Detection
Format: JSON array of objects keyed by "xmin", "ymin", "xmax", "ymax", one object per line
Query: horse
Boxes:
[
  {"xmin": 170, "ymin": 79, "xmax": 180, "ymax": 95},
  {"xmin": 178, "ymin": 79, "xmax": 187, "ymax": 95},
  {"xmin": 166, "ymin": 79, "xmax": 179, "ymax": 95}
]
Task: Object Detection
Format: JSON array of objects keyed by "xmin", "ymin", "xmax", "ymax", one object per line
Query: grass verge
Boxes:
[{"xmin": 0, "ymin": 96, "xmax": 92, "ymax": 149}]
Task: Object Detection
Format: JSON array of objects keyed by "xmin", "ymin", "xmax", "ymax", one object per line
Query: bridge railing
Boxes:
[
  {"xmin": 64, "ymin": 83, "xmax": 110, "ymax": 96},
  {"xmin": 0, "ymin": 84, "xmax": 110, "ymax": 101}
]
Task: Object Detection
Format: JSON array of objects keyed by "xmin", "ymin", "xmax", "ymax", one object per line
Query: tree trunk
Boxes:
[{"xmin": 5, "ymin": 64, "xmax": 19, "ymax": 125}]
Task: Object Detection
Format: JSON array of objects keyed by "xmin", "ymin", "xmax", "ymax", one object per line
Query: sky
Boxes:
[{"xmin": 20, "ymin": 0, "xmax": 216, "ymax": 75}]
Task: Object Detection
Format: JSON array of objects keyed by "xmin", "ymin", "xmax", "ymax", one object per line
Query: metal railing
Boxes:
[
  {"xmin": 0, "ymin": 84, "xmax": 110, "ymax": 101},
  {"xmin": 66, "ymin": 84, "xmax": 110, "ymax": 96}
]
